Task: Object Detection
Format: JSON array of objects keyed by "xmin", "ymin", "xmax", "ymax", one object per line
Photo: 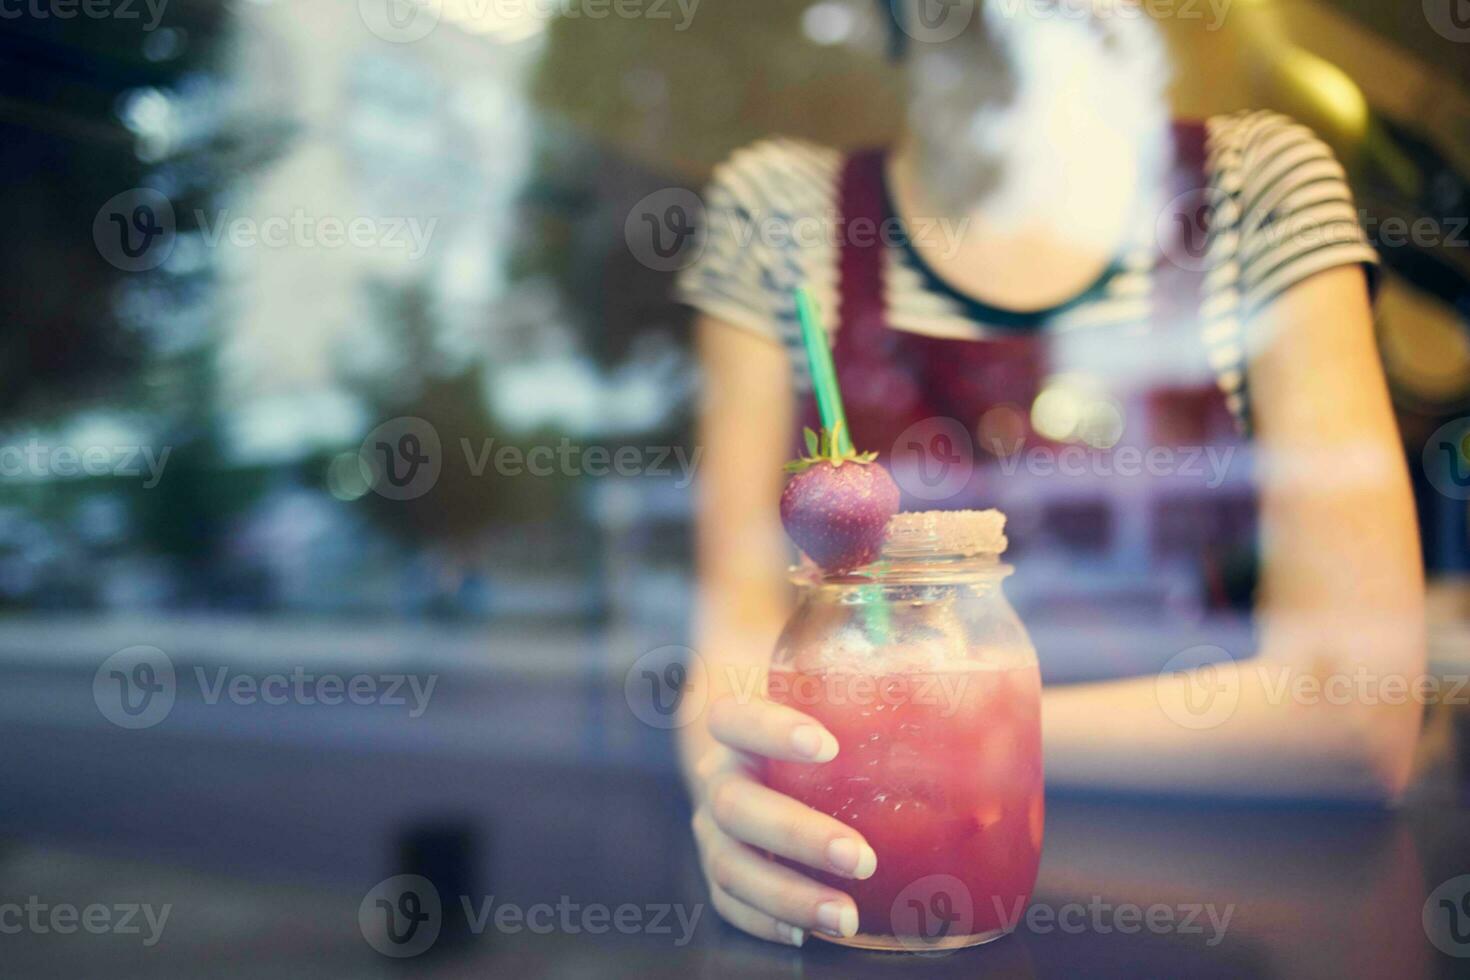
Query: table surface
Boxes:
[
  {"xmin": 5, "ymin": 747, "xmax": 1469, "ymax": 979},
  {"xmin": 3, "ymin": 657, "xmax": 1469, "ymax": 979}
]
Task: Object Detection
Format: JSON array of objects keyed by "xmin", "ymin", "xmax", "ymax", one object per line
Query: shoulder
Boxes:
[
  {"xmin": 701, "ymin": 138, "xmax": 846, "ymax": 236},
  {"xmin": 1203, "ymin": 110, "xmax": 1351, "ymax": 194},
  {"xmin": 704, "ymin": 137, "xmax": 844, "ymax": 210},
  {"xmin": 1200, "ymin": 110, "xmax": 1377, "ymax": 315},
  {"xmin": 1205, "ymin": 109, "xmax": 1330, "ymax": 154}
]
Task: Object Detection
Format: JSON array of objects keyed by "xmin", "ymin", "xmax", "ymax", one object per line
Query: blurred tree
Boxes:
[
  {"xmin": 0, "ymin": 0, "xmax": 232, "ymax": 419},
  {"xmin": 351, "ymin": 280, "xmax": 575, "ymax": 547}
]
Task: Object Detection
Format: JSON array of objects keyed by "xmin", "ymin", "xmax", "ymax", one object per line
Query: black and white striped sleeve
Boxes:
[
  {"xmin": 675, "ymin": 139, "xmax": 842, "ymax": 349},
  {"xmin": 1218, "ymin": 111, "xmax": 1379, "ymax": 316}
]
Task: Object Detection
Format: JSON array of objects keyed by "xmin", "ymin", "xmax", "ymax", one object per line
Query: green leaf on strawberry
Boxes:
[{"xmin": 783, "ymin": 421, "xmax": 879, "ymax": 474}]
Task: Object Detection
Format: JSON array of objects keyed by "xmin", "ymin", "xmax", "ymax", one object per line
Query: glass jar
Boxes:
[{"xmin": 760, "ymin": 511, "xmax": 1042, "ymax": 952}]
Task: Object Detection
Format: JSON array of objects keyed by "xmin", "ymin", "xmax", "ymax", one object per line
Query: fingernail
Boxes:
[
  {"xmin": 791, "ymin": 725, "xmax": 837, "ymax": 762},
  {"xmin": 782, "ymin": 923, "xmax": 806, "ymax": 947},
  {"xmin": 816, "ymin": 901, "xmax": 858, "ymax": 938},
  {"xmin": 826, "ymin": 838, "xmax": 878, "ymax": 879}
]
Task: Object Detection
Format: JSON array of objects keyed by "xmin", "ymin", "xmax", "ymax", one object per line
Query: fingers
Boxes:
[
  {"xmin": 690, "ymin": 708, "xmax": 874, "ymax": 949},
  {"xmin": 708, "ymin": 697, "xmax": 838, "ymax": 763},
  {"xmin": 709, "ymin": 835, "xmax": 860, "ymax": 939},
  {"xmin": 708, "ymin": 882, "xmax": 806, "ymax": 947},
  {"xmin": 695, "ymin": 807, "xmax": 807, "ymax": 946},
  {"xmin": 707, "ymin": 770, "xmax": 877, "ymax": 880},
  {"xmin": 693, "ymin": 809, "xmax": 860, "ymax": 942}
]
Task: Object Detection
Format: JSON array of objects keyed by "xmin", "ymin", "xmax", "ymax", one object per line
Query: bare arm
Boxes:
[
  {"xmin": 677, "ymin": 316, "xmax": 799, "ymax": 785},
  {"xmin": 1042, "ymin": 266, "xmax": 1425, "ymax": 801}
]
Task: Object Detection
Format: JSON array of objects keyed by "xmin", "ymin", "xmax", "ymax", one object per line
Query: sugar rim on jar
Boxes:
[{"xmin": 882, "ymin": 509, "xmax": 1007, "ymax": 560}]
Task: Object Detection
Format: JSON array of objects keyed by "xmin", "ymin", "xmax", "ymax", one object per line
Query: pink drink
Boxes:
[{"xmin": 762, "ymin": 663, "xmax": 1043, "ymax": 950}]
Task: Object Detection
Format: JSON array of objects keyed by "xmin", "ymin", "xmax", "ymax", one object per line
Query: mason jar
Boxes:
[{"xmin": 760, "ymin": 510, "xmax": 1043, "ymax": 952}]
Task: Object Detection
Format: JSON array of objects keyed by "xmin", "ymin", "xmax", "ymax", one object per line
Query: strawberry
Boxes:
[{"xmin": 780, "ymin": 424, "xmax": 901, "ymax": 575}]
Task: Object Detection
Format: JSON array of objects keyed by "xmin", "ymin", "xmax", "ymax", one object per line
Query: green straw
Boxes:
[
  {"xmin": 791, "ymin": 287, "xmax": 889, "ymax": 639},
  {"xmin": 794, "ymin": 287, "xmax": 851, "ymax": 454}
]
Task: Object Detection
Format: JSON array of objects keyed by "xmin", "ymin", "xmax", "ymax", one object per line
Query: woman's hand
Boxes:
[{"xmin": 688, "ymin": 696, "xmax": 877, "ymax": 947}]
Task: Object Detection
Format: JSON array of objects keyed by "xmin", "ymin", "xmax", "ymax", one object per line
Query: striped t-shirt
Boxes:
[{"xmin": 676, "ymin": 110, "xmax": 1378, "ymax": 428}]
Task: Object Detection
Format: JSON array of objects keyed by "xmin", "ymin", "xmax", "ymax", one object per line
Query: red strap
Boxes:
[
  {"xmin": 1171, "ymin": 120, "xmax": 1209, "ymax": 194},
  {"xmin": 836, "ymin": 148, "xmax": 890, "ymax": 343},
  {"xmin": 1154, "ymin": 120, "xmax": 1212, "ymax": 333}
]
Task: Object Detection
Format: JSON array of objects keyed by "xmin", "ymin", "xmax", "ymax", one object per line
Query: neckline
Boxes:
[{"xmin": 877, "ymin": 151, "xmax": 1130, "ymax": 331}]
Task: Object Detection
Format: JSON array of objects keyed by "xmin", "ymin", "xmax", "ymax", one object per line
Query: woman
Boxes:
[{"xmin": 674, "ymin": 1, "xmax": 1423, "ymax": 947}]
